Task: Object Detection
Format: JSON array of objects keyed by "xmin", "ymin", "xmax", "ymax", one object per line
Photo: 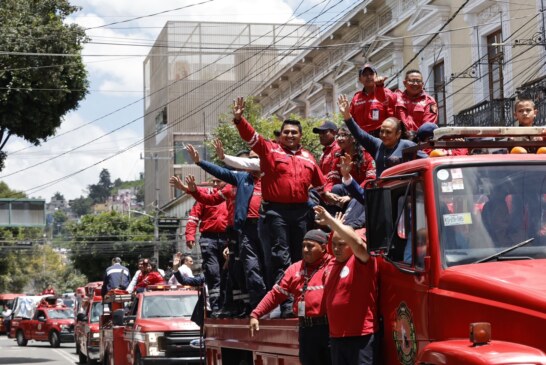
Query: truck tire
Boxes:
[
  {"xmin": 134, "ymin": 349, "xmax": 144, "ymax": 365},
  {"xmin": 16, "ymin": 330, "xmax": 27, "ymax": 346},
  {"xmin": 49, "ymin": 331, "xmax": 61, "ymax": 348}
]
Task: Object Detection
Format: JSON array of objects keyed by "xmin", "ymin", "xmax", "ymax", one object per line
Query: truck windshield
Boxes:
[
  {"xmin": 141, "ymin": 295, "xmax": 198, "ymax": 319},
  {"xmin": 435, "ymin": 164, "xmax": 546, "ymax": 267},
  {"xmin": 48, "ymin": 308, "xmax": 74, "ymax": 319},
  {"xmin": 90, "ymin": 302, "xmax": 104, "ymax": 323}
]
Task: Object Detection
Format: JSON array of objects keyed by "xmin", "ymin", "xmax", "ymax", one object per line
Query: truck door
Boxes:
[
  {"xmin": 32, "ymin": 309, "xmax": 47, "ymax": 340},
  {"xmin": 124, "ymin": 296, "xmax": 139, "ymax": 364},
  {"xmin": 373, "ymin": 180, "xmax": 431, "ymax": 365}
]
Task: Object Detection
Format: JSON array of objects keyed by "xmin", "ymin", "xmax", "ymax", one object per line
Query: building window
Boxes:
[
  {"xmin": 433, "ymin": 61, "xmax": 447, "ymax": 126},
  {"xmin": 487, "ymin": 30, "xmax": 504, "ymax": 100},
  {"xmin": 173, "ymin": 141, "xmax": 205, "ymax": 165}
]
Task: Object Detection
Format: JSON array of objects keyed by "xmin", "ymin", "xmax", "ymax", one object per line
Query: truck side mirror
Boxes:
[
  {"xmin": 112, "ymin": 309, "xmax": 125, "ymax": 326},
  {"xmin": 76, "ymin": 313, "xmax": 87, "ymax": 322},
  {"xmin": 38, "ymin": 316, "xmax": 46, "ymax": 322}
]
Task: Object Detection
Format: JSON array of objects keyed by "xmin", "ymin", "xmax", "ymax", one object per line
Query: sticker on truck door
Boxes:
[{"xmin": 393, "ymin": 302, "xmax": 417, "ymax": 365}]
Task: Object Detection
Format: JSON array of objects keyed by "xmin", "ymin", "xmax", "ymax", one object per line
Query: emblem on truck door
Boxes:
[{"xmin": 392, "ymin": 302, "xmax": 417, "ymax": 365}]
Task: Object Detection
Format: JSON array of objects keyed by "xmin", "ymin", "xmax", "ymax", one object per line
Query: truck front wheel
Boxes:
[
  {"xmin": 16, "ymin": 330, "xmax": 27, "ymax": 346},
  {"xmin": 134, "ymin": 349, "xmax": 144, "ymax": 365},
  {"xmin": 49, "ymin": 331, "xmax": 61, "ymax": 348}
]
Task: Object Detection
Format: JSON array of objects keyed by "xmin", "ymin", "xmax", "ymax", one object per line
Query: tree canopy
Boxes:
[
  {"xmin": 88, "ymin": 168, "xmax": 113, "ymax": 204},
  {"xmin": 0, "ymin": 0, "xmax": 89, "ymax": 170},
  {"xmin": 67, "ymin": 211, "xmax": 175, "ymax": 280}
]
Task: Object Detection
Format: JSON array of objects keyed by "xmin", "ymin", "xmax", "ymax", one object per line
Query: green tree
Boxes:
[
  {"xmin": 67, "ymin": 211, "xmax": 160, "ymax": 280},
  {"xmin": 70, "ymin": 195, "xmax": 93, "ymax": 217},
  {"xmin": 0, "ymin": 0, "xmax": 89, "ymax": 171},
  {"xmin": 210, "ymin": 97, "xmax": 330, "ymax": 162},
  {"xmin": 52, "ymin": 192, "xmax": 65, "ymax": 201},
  {"xmin": 88, "ymin": 168, "xmax": 113, "ymax": 204},
  {"xmin": 0, "ymin": 181, "xmax": 26, "ymax": 198}
]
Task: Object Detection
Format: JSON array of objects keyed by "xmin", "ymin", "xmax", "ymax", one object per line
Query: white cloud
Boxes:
[{"xmin": 1, "ymin": 112, "xmax": 143, "ymax": 200}]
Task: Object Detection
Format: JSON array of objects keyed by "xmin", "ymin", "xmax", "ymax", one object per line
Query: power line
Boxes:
[{"xmin": 18, "ymin": 0, "xmax": 346, "ymax": 195}]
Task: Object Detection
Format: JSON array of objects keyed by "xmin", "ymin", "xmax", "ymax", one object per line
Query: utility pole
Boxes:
[{"xmin": 141, "ymin": 152, "xmax": 171, "ymax": 263}]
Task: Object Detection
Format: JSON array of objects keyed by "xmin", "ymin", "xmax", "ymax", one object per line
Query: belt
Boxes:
[
  {"xmin": 201, "ymin": 232, "xmax": 228, "ymax": 239},
  {"xmin": 299, "ymin": 316, "xmax": 328, "ymax": 328},
  {"xmin": 263, "ymin": 201, "xmax": 309, "ymax": 210}
]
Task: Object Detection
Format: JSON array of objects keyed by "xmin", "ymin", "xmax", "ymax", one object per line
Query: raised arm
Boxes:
[
  {"xmin": 186, "ymin": 142, "xmax": 239, "ymax": 185},
  {"xmin": 231, "ymin": 97, "xmax": 270, "ymax": 156},
  {"xmin": 338, "ymin": 94, "xmax": 382, "ymax": 155},
  {"xmin": 313, "ymin": 205, "xmax": 370, "ymax": 263}
]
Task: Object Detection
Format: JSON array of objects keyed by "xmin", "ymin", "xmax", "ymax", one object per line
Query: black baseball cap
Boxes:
[
  {"xmin": 312, "ymin": 121, "xmax": 338, "ymax": 134},
  {"xmin": 359, "ymin": 63, "xmax": 377, "ymax": 75}
]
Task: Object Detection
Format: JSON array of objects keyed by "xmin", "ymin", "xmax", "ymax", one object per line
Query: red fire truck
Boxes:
[
  {"xmin": 0, "ymin": 293, "xmax": 25, "ymax": 334},
  {"xmin": 100, "ymin": 285, "xmax": 203, "ymax": 365},
  {"xmin": 75, "ymin": 282, "xmax": 104, "ymax": 364},
  {"xmin": 10, "ymin": 295, "xmax": 75, "ymax": 347},
  {"xmin": 204, "ymin": 127, "xmax": 546, "ymax": 364}
]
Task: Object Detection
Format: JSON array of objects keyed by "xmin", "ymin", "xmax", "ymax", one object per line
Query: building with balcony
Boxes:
[
  {"xmin": 253, "ymin": 0, "xmax": 545, "ymax": 128},
  {"xmin": 143, "ymin": 21, "xmax": 319, "ymax": 211}
]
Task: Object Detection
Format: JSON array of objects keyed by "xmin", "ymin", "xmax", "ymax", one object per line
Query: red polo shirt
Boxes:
[
  {"xmin": 235, "ymin": 117, "xmax": 325, "ymax": 204},
  {"xmin": 325, "ymin": 255, "xmax": 378, "ymax": 338}
]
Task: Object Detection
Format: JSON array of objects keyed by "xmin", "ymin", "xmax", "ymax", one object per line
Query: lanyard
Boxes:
[{"xmin": 300, "ymin": 258, "xmax": 326, "ymax": 301}]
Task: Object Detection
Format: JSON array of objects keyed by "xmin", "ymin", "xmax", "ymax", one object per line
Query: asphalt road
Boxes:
[{"xmin": 0, "ymin": 334, "xmax": 79, "ymax": 365}]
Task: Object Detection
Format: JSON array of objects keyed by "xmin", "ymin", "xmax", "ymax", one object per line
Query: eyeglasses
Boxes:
[{"xmin": 406, "ymin": 80, "xmax": 423, "ymax": 85}]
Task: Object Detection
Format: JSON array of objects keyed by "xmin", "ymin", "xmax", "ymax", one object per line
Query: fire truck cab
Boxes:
[
  {"xmin": 204, "ymin": 127, "xmax": 546, "ymax": 365},
  {"xmin": 10, "ymin": 295, "xmax": 75, "ymax": 347},
  {"xmin": 100, "ymin": 285, "xmax": 203, "ymax": 365},
  {"xmin": 75, "ymin": 282, "xmax": 104, "ymax": 364}
]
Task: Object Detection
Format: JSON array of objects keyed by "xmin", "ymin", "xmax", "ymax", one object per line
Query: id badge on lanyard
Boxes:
[
  {"xmin": 298, "ymin": 300, "xmax": 305, "ymax": 317},
  {"xmin": 372, "ymin": 109, "xmax": 379, "ymax": 121}
]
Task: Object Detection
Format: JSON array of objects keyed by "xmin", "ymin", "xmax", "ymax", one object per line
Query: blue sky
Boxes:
[{"xmin": 0, "ymin": 0, "xmax": 358, "ymax": 201}]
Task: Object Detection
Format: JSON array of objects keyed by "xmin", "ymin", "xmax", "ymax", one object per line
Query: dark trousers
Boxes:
[
  {"xmin": 264, "ymin": 203, "xmax": 312, "ymax": 287},
  {"xmin": 199, "ymin": 233, "xmax": 227, "ymax": 311},
  {"xmin": 299, "ymin": 324, "xmax": 331, "ymax": 365},
  {"xmin": 330, "ymin": 334, "xmax": 375, "ymax": 365},
  {"xmin": 240, "ymin": 221, "xmax": 266, "ymax": 308},
  {"xmin": 224, "ymin": 229, "xmax": 247, "ymax": 309},
  {"xmin": 264, "ymin": 202, "xmax": 312, "ymax": 314}
]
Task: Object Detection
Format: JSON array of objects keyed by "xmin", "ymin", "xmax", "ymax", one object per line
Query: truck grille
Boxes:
[{"xmin": 158, "ymin": 330, "xmax": 203, "ymax": 358}]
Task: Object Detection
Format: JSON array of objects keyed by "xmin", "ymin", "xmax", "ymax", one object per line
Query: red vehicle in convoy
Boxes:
[
  {"xmin": 0, "ymin": 293, "xmax": 25, "ymax": 334},
  {"xmin": 204, "ymin": 127, "xmax": 546, "ymax": 364},
  {"xmin": 10, "ymin": 296, "xmax": 75, "ymax": 347},
  {"xmin": 75, "ymin": 282, "xmax": 104, "ymax": 364},
  {"xmin": 100, "ymin": 285, "xmax": 203, "ymax": 365}
]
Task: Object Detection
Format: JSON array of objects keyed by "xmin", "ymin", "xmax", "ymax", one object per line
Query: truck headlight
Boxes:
[
  {"xmin": 60, "ymin": 325, "xmax": 69, "ymax": 332},
  {"xmin": 92, "ymin": 332, "xmax": 100, "ymax": 339},
  {"xmin": 144, "ymin": 332, "xmax": 165, "ymax": 356}
]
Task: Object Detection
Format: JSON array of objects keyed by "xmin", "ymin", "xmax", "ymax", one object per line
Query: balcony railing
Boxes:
[{"xmin": 453, "ymin": 76, "xmax": 546, "ymax": 127}]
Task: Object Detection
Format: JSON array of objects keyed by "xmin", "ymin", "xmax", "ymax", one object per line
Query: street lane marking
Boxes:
[{"xmin": 53, "ymin": 348, "xmax": 78, "ymax": 363}]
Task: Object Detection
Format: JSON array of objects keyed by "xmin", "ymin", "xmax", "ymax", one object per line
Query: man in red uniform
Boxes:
[
  {"xmin": 232, "ymin": 97, "xmax": 326, "ymax": 317},
  {"xmin": 313, "ymin": 120, "xmax": 340, "ymax": 176},
  {"xmin": 350, "ymin": 64, "xmax": 396, "ymax": 136},
  {"xmin": 249, "ymin": 229, "xmax": 332, "ymax": 365},
  {"xmin": 395, "ymin": 69, "xmax": 438, "ymax": 132},
  {"xmin": 175, "ymin": 177, "xmax": 229, "ymax": 313},
  {"xmin": 314, "ymin": 205, "xmax": 378, "ymax": 365}
]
